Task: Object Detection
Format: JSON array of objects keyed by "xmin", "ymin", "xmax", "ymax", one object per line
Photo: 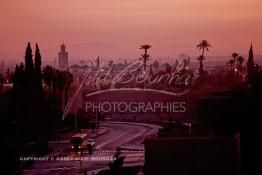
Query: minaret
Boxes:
[{"xmin": 58, "ymin": 43, "xmax": 69, "ymax": 70}]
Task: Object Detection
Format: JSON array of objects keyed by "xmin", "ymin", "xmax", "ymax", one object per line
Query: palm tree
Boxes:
[
  {"xmin": 196, "ymin": 40, "xmax": 211, "ymax": 74},
  {"xmin": 227, "ymin": 59, "xmax": 235, "ymax": 71},
  {"xmin": 227, "ymin": 53, "xmax": 238, "ymax": 72},
  {"xmin": 139, "ymin": 44, "xmax": 152, "ymax": 72},
  {"xmin": 42, "ymin": 65, "xmax": 54, "ymax": 101},
  {"xmin": 232, "ymin": 53, "xmax": 239, "ymax": 62},
  {"xmin": 228, "ymin": 53, "xmax": 245, "ymax": 80},
  {"xmin": 197, "ymin": 55, "xmax": 204, "ymax": 74},
  {"xmin": 52, "ymin": 70, "xmax": 59, "ymax": 100},
  {"xmin": 237, "ymin": 56, "xmax": 244, "ymax": 71},
  {"xmin": 64, "ymin": 71, "xmax": 74, "ymax": 106},
  {"xmin": 236, "ymin": 56, "xmax": 245, "ymax": 81}
]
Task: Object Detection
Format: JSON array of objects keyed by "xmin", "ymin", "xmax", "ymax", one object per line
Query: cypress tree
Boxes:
[
  {"xmin": 13, "ymin": 65, "xmax": 20, "ymax": 88},
  {"xmin": 25, "ymin": 42, "xmax": 34, "ymax": 74},
  {"xmin": 23, "ymin": 43, "xmax": 38, "ymax": 135},
  {"xmin": 34, "ymin": 43, "xmax": 41, "ymax": 74},
  {"xmin": 34, "ymin": 43, "xmax": 46, "ymax": 145},
  {"xmin": 34, "ymin": 43, "xmax": 43, "ymax": 93},
  {"xmin": 13, "ymin": 63, "xmax": 25, "ymax": 89}
]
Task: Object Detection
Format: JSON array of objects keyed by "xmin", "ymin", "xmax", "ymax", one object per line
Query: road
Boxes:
[{"xmin": 21, "ymin": 121, "xmax": 160, "ymax": 175}]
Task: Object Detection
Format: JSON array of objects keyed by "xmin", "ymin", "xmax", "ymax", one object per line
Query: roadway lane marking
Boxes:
[{"xmin": 95, "ymin": 132, "xmax": 127, "ymax": 149}]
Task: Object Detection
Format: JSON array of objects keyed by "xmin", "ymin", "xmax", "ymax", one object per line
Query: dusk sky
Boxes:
[{"xmin": 1, "ymin": 0, "xmax": 262, "ymax": 62}]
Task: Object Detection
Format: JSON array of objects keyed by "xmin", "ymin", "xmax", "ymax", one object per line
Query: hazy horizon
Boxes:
[{"xmin": 1, "ymin": 0, "xmax": 262, "ymax": 61}]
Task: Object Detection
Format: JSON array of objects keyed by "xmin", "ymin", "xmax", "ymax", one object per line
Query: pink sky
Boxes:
[{"xmin": 1, "ymin": 0, "xmax": 262, "ymax": 61}]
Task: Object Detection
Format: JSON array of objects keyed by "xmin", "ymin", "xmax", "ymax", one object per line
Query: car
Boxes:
[
  {"xmin": 87, "ymin": 139, "xmax": 95, "ymax": 147},
  {"xmin": 69, "ymin": 133, "xmax": 88, "ymax": 151}
]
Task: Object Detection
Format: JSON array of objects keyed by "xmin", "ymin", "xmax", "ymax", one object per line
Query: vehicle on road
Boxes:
[{"xmin": 69, "ymin": 133, "xmax": 88, "ymax": 152}]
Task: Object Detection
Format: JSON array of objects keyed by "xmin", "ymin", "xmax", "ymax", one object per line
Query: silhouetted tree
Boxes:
[
  {"xmin": 24, "ymin": 42, "xmax": 34, "ymax": 74},
  {"xmin": 183, "ymin": 57, "xmax": 190, "ymax": 70},
  {"xmin": 34, "ymin": 44, "xmax": 41, "ymax": 74},
  {"xmin": 12, "ymin": 43, "xmax": 47, "ymax": 145},
  {"xmin": 13, "ymin": 64, "xmax": 23, "ymax": 88},
  {"xmin": 52, "ymin": 70, "xmax": 58, "ymax": 100},
  {"xmin": 23, "ymin": 43, "xmax": 36, "ymax": 129},
  {"xmin": 56, "ymin": 70, "xmax": 66, "ymax": 107},
  {"xmin": 196, "ymin": 40, "xmax": 211, "ymax": 74},
  {"xmin": 42, "ymin": 65, "xmax": 54, "ymax": 101},
  {"xmin": 227, "ymin": 59, "xmax": 235, "ymax": 72},
  {"xmin": 139, "ymin": 44, "xmax": 152, "ymax": 72},
  {"xmin": 64, "ymin": 71, "xmax": 74, "ymax": 105},
  {"xmin": 237, "ymin": 56, "xmax": 245, "ymax": 72},
  {"xmin": 227, "ymin": 53, "xmax": 239, "ymax": 73},
  {"xmin": 34, "ymin": 43, "xmax": 43, "ymax": 94},
  {"xmin": 232, "ymin": 52, "xmax": 238, "ymax": 62},
  {"xmin": 35, "ymin": 44, "xmax": 42, "ymax": 84},
  {"xmin": 247, "ymin": 43, "xmax": 258, "ymax": 83},
  {"xmin": 227, "ymin": 53, "xmax": 245, "ymax": 82}
]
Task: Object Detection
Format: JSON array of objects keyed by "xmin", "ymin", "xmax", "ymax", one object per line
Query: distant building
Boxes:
[{"xmin": 58, "ymin": 43, "xmax": 68, "ymax": 70}]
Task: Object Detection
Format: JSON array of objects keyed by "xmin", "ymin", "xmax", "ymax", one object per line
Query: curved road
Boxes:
[
  {"xmin": 95, "ymin": 122, "xmax": 154, "ymax": 150},
  {"xmin": 22, "ymin": 121, "xmax": 161, "ymax": 175}
]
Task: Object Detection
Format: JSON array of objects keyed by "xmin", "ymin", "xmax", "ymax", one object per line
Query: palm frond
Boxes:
[{"xmin": 140, "ymin": 44, "xmax": 152, "ymax": 50}]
